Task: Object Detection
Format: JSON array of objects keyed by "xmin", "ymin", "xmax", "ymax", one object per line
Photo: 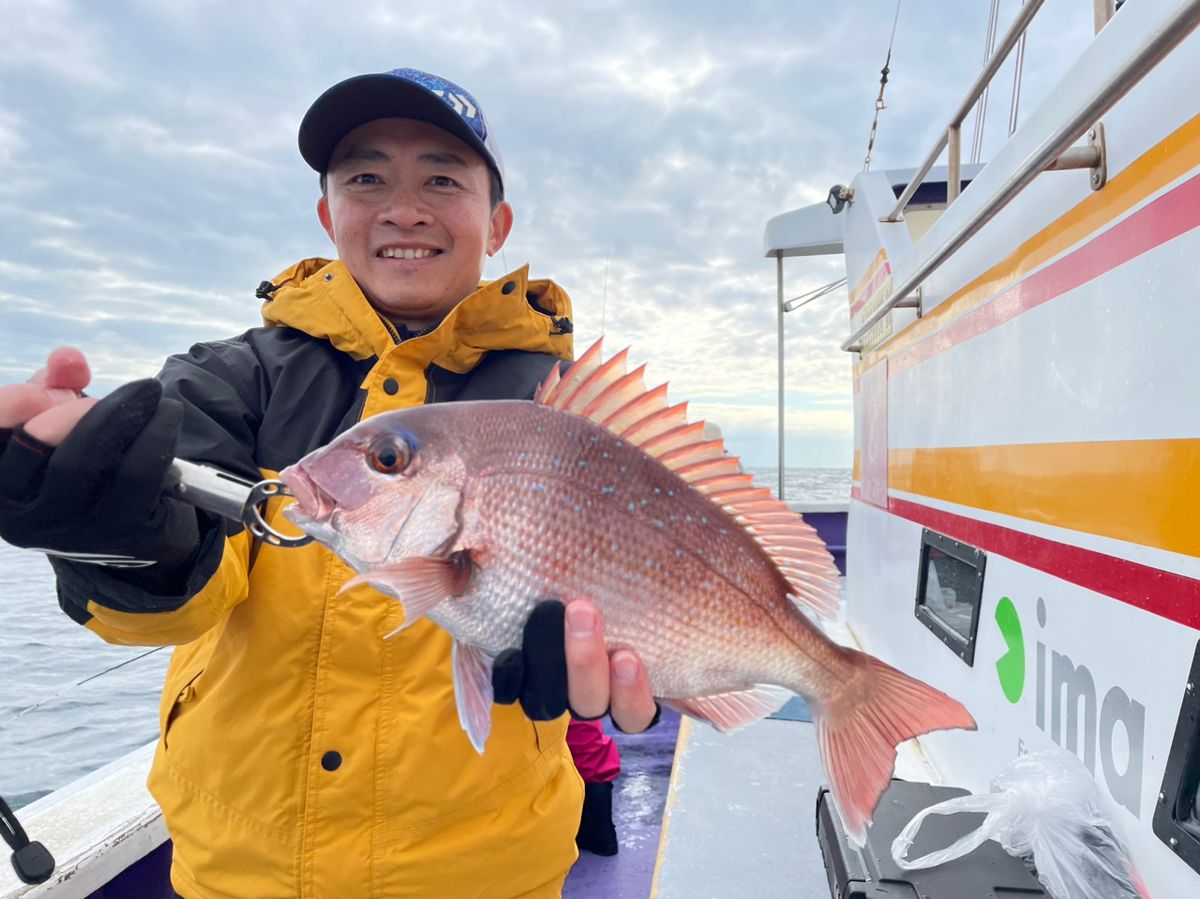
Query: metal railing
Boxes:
[
  {"xmin": 841, "ymin": 0, "xmax": 1200, "ymax": 353},
  {"xmin": 884, "ymin": 0, "xmax": 1047, "ymax": 221}
]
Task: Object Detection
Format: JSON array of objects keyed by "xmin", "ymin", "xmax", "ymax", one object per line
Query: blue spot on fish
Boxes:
[
  {"xmin": 628, "ymin": 502, "xmax": 637, "ymax": 511},
  {"xmin": 675, "ymin": 548, "xmax": 685, "ymax": 557},
  {"xmin": 577, "ymin": 460, "xmax": 587, "ymax": 469},
  {"xmin": 532, "ymin": 482, "xmax": 546, "ymax": 492},
  {"xmin": 620, "ymin": 465, "xmax": 628, "ymax": 474},
  {"xmin": 653, "ymin": 519, "xmax": 665, "ymax": 528},
  {"xmin": 553, "ymin": 458, "xmax": 562, "ymax": 469},
  {"xmin": 601, "ymin": 486, "xmax": 615, "ymax": 495}
]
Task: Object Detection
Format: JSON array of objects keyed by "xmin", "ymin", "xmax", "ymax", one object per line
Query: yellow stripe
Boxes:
[
  {"xmin": 852, "ymin": 450, "xmax": 861, "ymax": 482},
  {"xmin": 889, "ymin": 440, "xmax": 1200, "ymax": 557},
  {"xmin": 864, "ymin": 112, "xmax": 1200, "ymax": 366},
  {"xmin": 648, "ymin": 715, "xmax": 694, "ymax": 898}
]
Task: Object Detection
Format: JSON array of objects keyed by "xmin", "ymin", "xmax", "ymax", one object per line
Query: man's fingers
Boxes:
[
  {"xmin": 0, "ymin": 384, "xmax": 58, "ymax": 429},
  {"xmin": 23, "ymin": 397, "xmax": 98, "ymax": 447},
  {"xmin": 565, "ymin": 599, "xmax": 610, "ymax": 719},
  {"xmin": 609, "ymin": 650, "xmax": 658, "ymax": 734},
  {"xmin": 3, "ymin": 349, "xmax": 91, "ymax": 430},
  {"xmin": 42, "ymin": 348, "xmax": 91, "ymax": 393}
]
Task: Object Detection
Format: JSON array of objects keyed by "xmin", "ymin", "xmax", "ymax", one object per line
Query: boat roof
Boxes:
[{"xmin": 763, "ymin": 163, "xmax": 985, "ymax": 257}]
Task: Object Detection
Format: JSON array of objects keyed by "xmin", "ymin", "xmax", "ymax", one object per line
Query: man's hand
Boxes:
[
  {"xmin": 563, "ymin": 600, "xmax": 659, "ymax": 733},
  {"xmin": 492, "ymin": 599, "xmax": 660, "ymax": 734},
  {"xmin": 0, "ymin": 350, "xmax": 201, "ymax": 575},
  {"xmin": 0, "ymin": 348, "xmax": 97, "ymax": 444}
]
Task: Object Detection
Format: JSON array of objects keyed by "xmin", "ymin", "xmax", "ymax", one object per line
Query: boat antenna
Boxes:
[
  {"xmin": 863, "ymin": 0, "xmax": 903, "ymax": 171},
  {"xmin": 1007, "ymin": 0, "xmax": 1029, "ymax": 137},
  {"xmin": 601, "ymin": 249, "xmax": 610, "ymax": 337},
  {"xmin": 972, "ymin": 0, "xmax": 1001, "ymax": 163}
]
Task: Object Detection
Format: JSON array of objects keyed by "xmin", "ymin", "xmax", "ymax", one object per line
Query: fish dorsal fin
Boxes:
[{"xmin": 536, "ymin": 339, "xmax": 841, "ymax": 618}]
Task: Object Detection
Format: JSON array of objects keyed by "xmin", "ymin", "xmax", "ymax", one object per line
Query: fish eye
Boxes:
[{"xmin": 367, "ymin": 434, "xmax": 411, "ymax": 475}]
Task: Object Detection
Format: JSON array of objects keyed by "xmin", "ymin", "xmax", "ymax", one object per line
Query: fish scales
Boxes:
[
  {"xmin": 281, "ymin": 340, "xmax": 975, "ymax": 844},
  {"xmin": 448, "ymin": 404, "xmax": 821, "ymax": 696}
]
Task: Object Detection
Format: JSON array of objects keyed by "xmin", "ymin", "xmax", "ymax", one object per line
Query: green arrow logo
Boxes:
[{"xmin": 995, "ymin": 597, "xmax": 1025, "ymax": 703}]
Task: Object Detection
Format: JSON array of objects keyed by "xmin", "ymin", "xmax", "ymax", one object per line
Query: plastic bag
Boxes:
[{"xmin": 890, "ymin": 749, "xmax": 1149, "ymax": 899}]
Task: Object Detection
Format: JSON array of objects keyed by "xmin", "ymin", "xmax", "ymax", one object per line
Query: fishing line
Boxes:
[{"xmin": 1, "ymin": 645, "xmax": 167, "ymax": 725}]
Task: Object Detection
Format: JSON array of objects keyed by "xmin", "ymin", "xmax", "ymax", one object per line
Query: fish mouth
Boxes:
[{"xmin": 281, "ymin": 466, "xmax": 337, "ymax": 523}]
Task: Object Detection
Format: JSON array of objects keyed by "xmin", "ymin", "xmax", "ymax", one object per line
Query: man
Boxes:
[{"xmin": 0, "ymin": 68, "xmax": 656, "ymax": 898}]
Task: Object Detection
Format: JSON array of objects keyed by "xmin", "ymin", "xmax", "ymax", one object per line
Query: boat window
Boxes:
[
  {"xmin": 913, "ymin": 530, "xmax": 986, "ymax": 666},
  {"xmin": 1154, "ymin": 638, "xmax": 1200, "ymax": 874}
]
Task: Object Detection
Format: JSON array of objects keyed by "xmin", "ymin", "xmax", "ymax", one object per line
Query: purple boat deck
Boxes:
[{"xmin": 563, "ymin": 709, "xmax": 682, "ymax": 898}]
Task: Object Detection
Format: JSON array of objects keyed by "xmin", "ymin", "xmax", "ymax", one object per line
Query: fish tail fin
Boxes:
[{"xmin": 813, "ymin": 653, "xmax": 975, "ymax": 845}]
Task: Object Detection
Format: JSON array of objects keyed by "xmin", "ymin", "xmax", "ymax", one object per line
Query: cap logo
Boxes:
[{"xmin": 431, "ymin": 89, "xmax": 478, "ymax": 120}]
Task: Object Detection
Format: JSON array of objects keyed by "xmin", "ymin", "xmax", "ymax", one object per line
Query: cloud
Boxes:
[
  {"xmin": 0, "ymin": 0, "xmax": 1096, "ymax": 475},
  {"xmin": 0, "ymin": 0, "xmax": 117, "ymax": 88}
]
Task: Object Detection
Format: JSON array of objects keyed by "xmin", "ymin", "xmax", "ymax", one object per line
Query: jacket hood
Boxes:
[{"xmin": 259, "ymin": 257, "xmax": 574, "ymax": 370}]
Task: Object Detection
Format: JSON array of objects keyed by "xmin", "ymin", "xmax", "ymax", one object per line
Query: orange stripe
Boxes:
[
  {"xmin": 889, "ymin": 441, "xmax": 1200, "ymax": 558},
  {"xmin": 848, "ymin": 249, "xmax": 888, "ymax": 311},
  {"xmin": 852, "ymin": 450, "xmax": 861, "ymax": 482},
  {"xmin": 863, "ymin": 112, "xmax": 1200, "ymax": 367}
]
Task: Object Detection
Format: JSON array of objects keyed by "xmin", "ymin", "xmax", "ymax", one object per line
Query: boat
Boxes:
[
  {"xmin": 740, "ymin": 0, "xmax": 1196, "ymax": 894},
  {"xmin": 6, "ymin": 0, "xmax": 1200, "ymax": 896}
]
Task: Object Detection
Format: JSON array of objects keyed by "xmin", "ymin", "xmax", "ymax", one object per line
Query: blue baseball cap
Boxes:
[{"xmin": 298, "ymin": 67, "xmax": 505, "ymax": 195}]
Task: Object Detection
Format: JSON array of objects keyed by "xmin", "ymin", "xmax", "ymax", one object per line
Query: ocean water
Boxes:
[{"xmin": 0, "ymin": 468, "xmax": 849, "ymax": 811}]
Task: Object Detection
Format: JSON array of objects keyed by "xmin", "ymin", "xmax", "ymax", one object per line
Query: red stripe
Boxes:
[
  {"xmin": 891, "ymin": 172, "xmax": 1200, "ymax": 375},
  {"xmin": 849, "ymin": 262, "xmax": 892, "ymax": 318},
  {"xmin": 886, "ymin": 495, "xmax": 1200, "ymax": 630}
]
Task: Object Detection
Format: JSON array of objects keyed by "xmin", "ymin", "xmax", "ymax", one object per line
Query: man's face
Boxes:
[{"xmin": 317, "ymin": 118, "xmax": 513, "ymax": 326}]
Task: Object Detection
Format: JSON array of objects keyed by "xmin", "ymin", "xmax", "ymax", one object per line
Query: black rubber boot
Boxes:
[{"xmin": 576, "ymin": 781, "xmax": 618, "ymax": 856}]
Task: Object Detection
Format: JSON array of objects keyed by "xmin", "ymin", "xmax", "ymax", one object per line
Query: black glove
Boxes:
[
  {"xmin": 493, "ymin": 600, "xmax": 570, "ymax": 720},
  {"xmin": 492, "ymin": 600, "xmax": 661, "ymax": 731},
  {"xmin": 0, "ymin": 379, "xmax": 200, "ymax": 574}
]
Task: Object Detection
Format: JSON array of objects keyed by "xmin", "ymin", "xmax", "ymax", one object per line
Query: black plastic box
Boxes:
[{"xmin": 816, "ymin": 780, "xmax": 1048, "ymax": 898}]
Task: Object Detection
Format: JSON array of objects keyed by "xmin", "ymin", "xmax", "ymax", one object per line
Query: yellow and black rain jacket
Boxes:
[{"xmin": 52, "ymin": 258, "xmax": 582, "ymax": 899}]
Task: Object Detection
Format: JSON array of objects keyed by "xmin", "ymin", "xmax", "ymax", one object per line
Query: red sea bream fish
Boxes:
[{"xmin": 281, "ymin": 340, "xmax": 975, "ymax": 841}]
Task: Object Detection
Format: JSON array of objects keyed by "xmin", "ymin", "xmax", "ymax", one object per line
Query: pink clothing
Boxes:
[{"xmin": 566, "ymin": 718, "xmax": 621, "ymax": 784}]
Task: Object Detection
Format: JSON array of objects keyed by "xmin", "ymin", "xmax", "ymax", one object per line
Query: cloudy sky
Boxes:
[{"xmin": 0, "ymin": 0, "xmax": 1093, "ymax": 469}]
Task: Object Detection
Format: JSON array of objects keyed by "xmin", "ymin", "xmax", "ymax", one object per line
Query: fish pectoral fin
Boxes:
[
  {"xmin": 665, "ymin": 684, "xmax": 794, "ymax": 734},
  {"xmin": 452, "ymin": 640, "xmax": 494, "ymax": 754},
  {"xmin": 341, "ymin": 553, "xmax": 472, "ymax": 631}
]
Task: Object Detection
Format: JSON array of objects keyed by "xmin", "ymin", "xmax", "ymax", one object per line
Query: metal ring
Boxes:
[{"xmin": 244, "ymin": 479, "xmax": 314, "ymax": 548}]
